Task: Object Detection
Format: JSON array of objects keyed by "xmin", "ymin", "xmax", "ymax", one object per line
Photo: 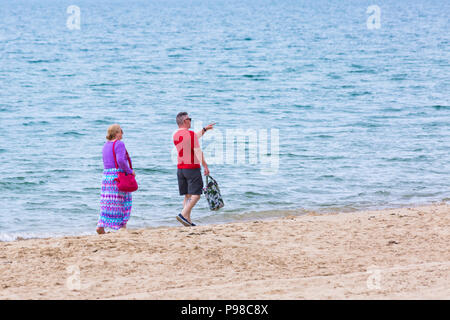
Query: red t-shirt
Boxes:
[{"xmin": 173, "ymin": 129, "xmax": 201, "ymax": 169}]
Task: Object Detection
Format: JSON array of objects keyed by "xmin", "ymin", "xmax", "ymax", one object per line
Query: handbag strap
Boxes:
[
  {"xmin": 206, "ymin": 175, "xmax": 217, "ymax": 185},
  {"xmin": 125, "ymin": 150, "xmax": 133, "ymax": 169},
  {"xmin": 112, "ymin": 140, "xmax": 133, "ymax": 170}
]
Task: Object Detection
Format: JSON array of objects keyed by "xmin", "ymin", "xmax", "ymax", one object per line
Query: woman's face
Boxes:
[{"xmin": 116, "ymin": 128, "xmax": 123, "ymax": 140}]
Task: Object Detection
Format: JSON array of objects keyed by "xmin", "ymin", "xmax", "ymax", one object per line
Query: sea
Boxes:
[{"xmin": 0, "ymin": 0, "xmax": 449, "ymax": 241}]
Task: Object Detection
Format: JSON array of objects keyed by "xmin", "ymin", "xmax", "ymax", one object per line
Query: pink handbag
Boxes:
[{"xmin": 112, "ymin": 140, "xmax": 138, "ymax": 192}]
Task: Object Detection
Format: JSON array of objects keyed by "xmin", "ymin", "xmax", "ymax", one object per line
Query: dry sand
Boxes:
[{"xmin": 0, "ymin": 203, "xmax": 449, "ymax": 299}]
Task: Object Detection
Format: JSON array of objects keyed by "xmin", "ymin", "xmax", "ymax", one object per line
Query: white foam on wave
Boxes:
[{"xmin": 0, "ymin": 231, "xmax": 94, "ymax": 242}]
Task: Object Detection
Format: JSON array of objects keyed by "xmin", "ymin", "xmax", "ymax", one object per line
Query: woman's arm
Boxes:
[{"xmin": 114, "ymin": 141, "xmax": 133, "ymax": 175}]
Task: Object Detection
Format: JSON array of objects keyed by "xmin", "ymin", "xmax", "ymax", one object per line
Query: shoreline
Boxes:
[
  {"xmin": 0, "ymin": 203, "xmax": 449, "ymax": 299},
  {"xmin": 1, "ymin": 200, "xmax": 448, "ymax": 243}
]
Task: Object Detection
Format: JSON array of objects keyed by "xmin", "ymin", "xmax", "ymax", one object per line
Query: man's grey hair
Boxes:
[{"xmin": 176, "ymin": 112, "xmax": 188, "ymax": 126}]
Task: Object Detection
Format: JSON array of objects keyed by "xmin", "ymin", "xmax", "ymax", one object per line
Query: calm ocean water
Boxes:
[{"xmin": 0, "ymin": 0, "xmax": 449, "ymax": 241}]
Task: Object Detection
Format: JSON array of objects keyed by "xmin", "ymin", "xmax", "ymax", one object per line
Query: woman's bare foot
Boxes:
[{"xmin": 96, "ymin": 227, "xmax": 105, "ymax": 234}]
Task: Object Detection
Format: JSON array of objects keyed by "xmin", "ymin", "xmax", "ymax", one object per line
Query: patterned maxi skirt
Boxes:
[{"xmin": 97, "ymin": 168, "xmax": 132, "ymax": 230}]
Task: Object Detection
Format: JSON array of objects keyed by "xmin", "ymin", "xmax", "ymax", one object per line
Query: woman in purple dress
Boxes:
[{"xmin": 96, "ymin": 124, "xmax": 136, "ymax": 234}]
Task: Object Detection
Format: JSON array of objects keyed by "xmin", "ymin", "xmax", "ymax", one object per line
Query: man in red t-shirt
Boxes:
[{"xmin": 173, "ymin": 112, "xmax": 215, "ymax": 226}]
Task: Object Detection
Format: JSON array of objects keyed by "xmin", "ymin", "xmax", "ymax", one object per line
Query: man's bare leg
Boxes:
[
  {"xmin": 181, "ymin": 194, "xmax": 200, "ymax": 223},
  {"xmin": 183, "ymin": 195, "xmax": 191, "ymax": 209}
]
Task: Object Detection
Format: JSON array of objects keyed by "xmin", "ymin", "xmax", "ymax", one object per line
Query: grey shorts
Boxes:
[{"xmin": 177, "ymin": 168, "xmax": 204, "ymax": 195}]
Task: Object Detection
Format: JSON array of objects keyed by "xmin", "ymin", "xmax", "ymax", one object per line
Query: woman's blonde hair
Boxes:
[{"xmin": 106, "ymin": 124, "xmax": 122, "ymax": 141}]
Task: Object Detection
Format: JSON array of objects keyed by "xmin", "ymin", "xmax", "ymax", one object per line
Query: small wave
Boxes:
[
  {"xmin": 54, "ymin": 115, "xmax": 82, "ymax": 120},
  {"xmin": 0, "ymin": 231, "xmax": 93, "ymax": 242},
  {"xmin": 401, "ymin": 192, "xmax": 442, "ymax": 200},
  {"xmin": 422, "ymin": 121, "xmax": 448, "ymax": 127},
  {"xmin": 327, "ymin": 73, "xmax": 342, "ymax": 79},
  {"xmin": 89, "ymin": 83, "xmax": 122, "ymax": 87},
  {"xmin": 280, "ymin": 152, "xmax": 301, "ymax": 158},
  {"xmin": 63, "ymin": 131, "xmax": 85, "ymax": 136},
  {"xmin": 283, "ymin": 67, "xmax": 298, "ymax": 73},
  {"xmin": 244, "ymin": 191, "xmax": 266, "ymax": 197},
  {"xmin": 82, "ymin": 187, "xmax": 98, "ymax": 192},
  {"xmin": 294, "ymin": 104, "xmax": 313, "ymax": 109},
  {"xmin": 349, "ymin": 64, "xmax": 364, "ymax": 69},
  {"xmin": 349, "ymin": 69, "xmax": 376, "ymax": 74},
  {"xmin": 242, "ymin": 74, "xmax": 268, "ymax": 81},
  {"xmin": 0, "ymin": 180, "xmax": 47, "ymax": 189},
  {"xmin": 48, "ymin": 168, "xmax": 80, "ymax": 173},
  {"xmin": 265, "ymin": 201, "xmax": 295, "ymax": 206},
  {"xmin": 382, "ymin": 107, "xmax": 403, "ymax": 112},
  {"xmin": 349, "ymin": 91, "xmax": 371, "ymax": 97},
  {"xmin": 27, "ymin": 59, "xmax": 60, "ymax": 64},
  {"xmin": 139, "ymin": 167, "xmax": 172, "ymax": 174},
  {"xmin": 315, "ymin": 134, "xmax": 334, "ymax": 139},
  {"xmin": 431, "ymin": 105, "xmax": 450, "ymax": 110},
  {"xmin": 317, "ymin": 174, "xmax": 343, "ymax": 181},
  {"xmin": 22, "ymin": 120, "xmax": 50, "ymax": 126},
  {"xmin": 323, "ymin": 155, "xmax": 345, "ymax": 160},
  {"xmin": 374, "ymin": 190, "xmax": 391, "ymax": 196},
  {"xmin": 385, "ymin": 155, "xmax": 427, "ymax": 162},
  {"xmin": 390, "ymin": 74, "xmax": 408, "ymax": 81},
  {"xmin": 0, "ymin": 233, "xmax": 34, "ymax": 242},
  {"xmin": 346, "ymin": 121, "xmax": 382, "ymax": 128},
  {"xmin": 123, "ymin": 65, "xmax": 142, "ymax": 70}
]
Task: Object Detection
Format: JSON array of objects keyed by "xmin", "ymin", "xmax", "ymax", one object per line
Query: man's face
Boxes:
[{"xmin": 185, "ymin": 116, "xmax": 192, "ymax": 128}]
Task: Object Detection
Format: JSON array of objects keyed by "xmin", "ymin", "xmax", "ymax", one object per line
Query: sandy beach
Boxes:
[{"xmin": 0, "ymin": 203, "xmax": 449, "ymax": 300}]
